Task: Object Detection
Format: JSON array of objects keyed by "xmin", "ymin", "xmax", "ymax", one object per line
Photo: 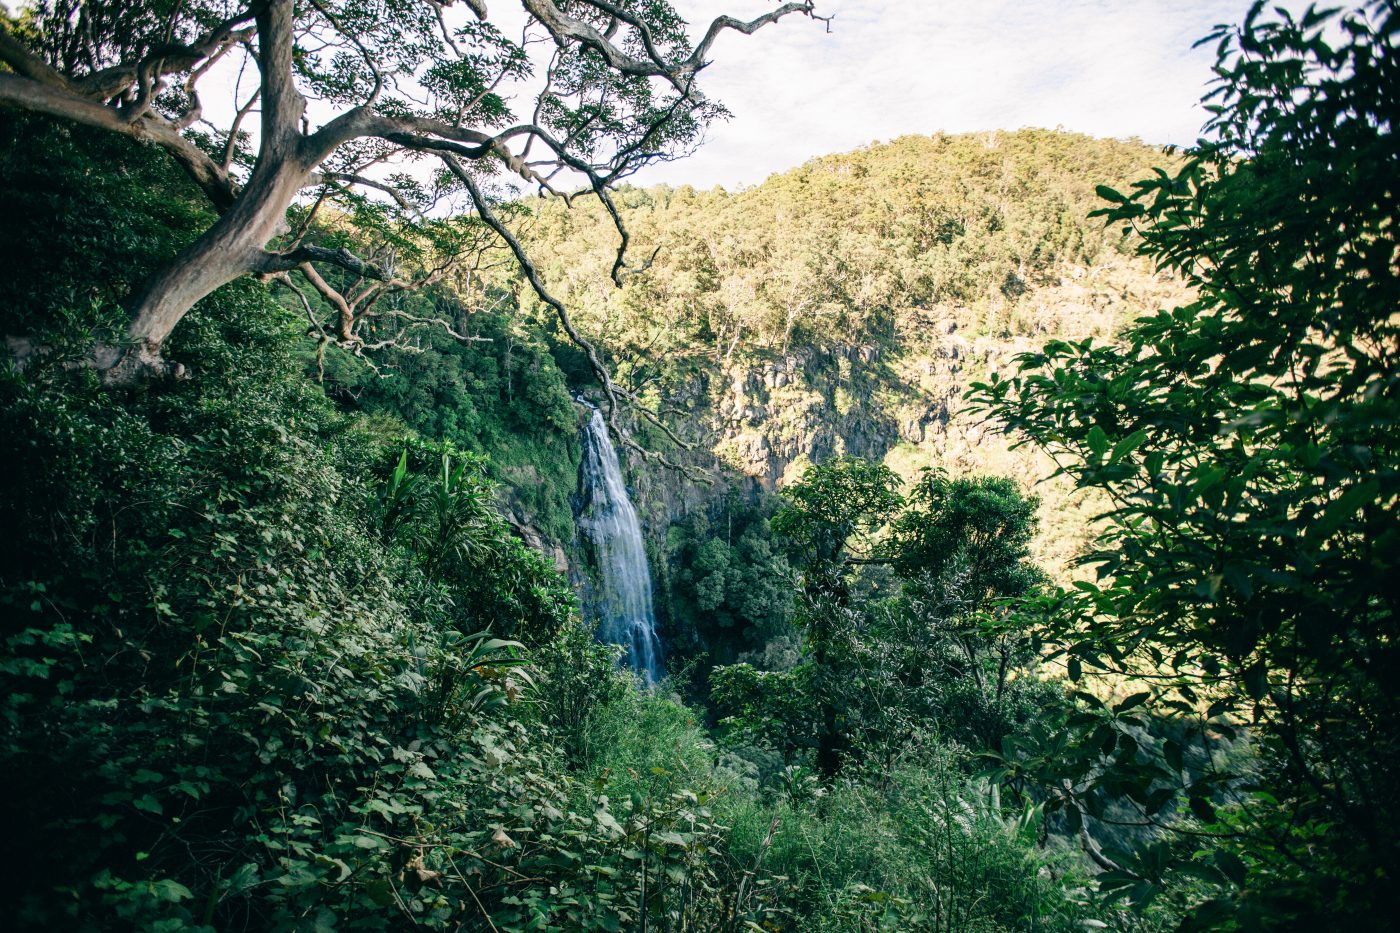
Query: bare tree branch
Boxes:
[
  {"xmin": 444, "ymin": 154, "xmax": 703, "ymax": 474},
  {"xmin": 221, "ymin": 86, "xmax": 262, "ymax": 171},
  {"xmin": 309, "ymin": 172, "xmax": 426, "ymax": 219},
  {"xmin": 76, "ymin": 14, "xmax": 258, "ymax": 102},
  {"xmin": 0, "ymin": 27, "xmax": 74, "ymax": 88},
  {"xmin": 0, "ymin": 71, "xmax": 237, "ymax": 209},
  {"xmin": 259, "ymin": 243, "xmax": 396, "ymax": 281},
  {"xmin": 521, "ymin": 0, "xmax": 817, "ymax": 94}
]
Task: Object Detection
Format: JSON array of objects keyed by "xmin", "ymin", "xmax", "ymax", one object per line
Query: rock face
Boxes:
[
  {"xmin": 577, "ymin": 258, "xmax": 1191, "ymax": 587},
  {"xmin": 711, "ymin": 346, "xmax": 897, "ymax": 487},
  {"xmin": 504, "ymin": 512, "xmax": 570, "ymax": 574},
  {"xmin": 601, "ymin": 340, "xmax": 938, "ymax": 570},
  {"xmin": 505, "ymin": 256, "xmax": 1191, "ymax": 593},
  {"xmin": 616, "ymin": 330, "xmax": 981, "ymax": 520}
]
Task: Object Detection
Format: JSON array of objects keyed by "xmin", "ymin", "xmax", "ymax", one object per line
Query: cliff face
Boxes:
[
  {"xmin": 492, "ymin": 131, "xmax": 1193, "ymax": 585},
  {"xmin": 713, "ymin": 344, "xmax": 898, "ymax": 488},
  {"xmin": 596, "ymin": 253, "xmax": 1187, "ymax": 585}
]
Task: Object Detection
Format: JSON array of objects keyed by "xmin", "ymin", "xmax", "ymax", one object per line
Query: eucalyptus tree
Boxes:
[{"xmin": 0, "ymin": 0, "xmax": 822, "ymax": 420}]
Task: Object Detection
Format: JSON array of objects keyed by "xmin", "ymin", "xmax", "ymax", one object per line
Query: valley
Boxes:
[{"xmin": 1, "ymin": 3, "xmax": 1393, "ymax": 929}]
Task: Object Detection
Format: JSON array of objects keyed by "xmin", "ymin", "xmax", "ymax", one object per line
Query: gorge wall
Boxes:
[{"xmin": 335, "ymin": 129, "xmax": 1191, "ymax": 618}]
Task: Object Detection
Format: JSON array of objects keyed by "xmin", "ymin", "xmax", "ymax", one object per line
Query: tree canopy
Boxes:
[
  {"xmin": 0, "ymin": 0, "xmax": 821, "ymax": 405},
  {"xmin": 971, "ymin": 1, "xmax": 1400, "ymax": 924}
]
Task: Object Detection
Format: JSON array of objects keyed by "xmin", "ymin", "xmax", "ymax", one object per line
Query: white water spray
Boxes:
[{"xmin": 577, "ymin": 408, "xmax": 664, "ymax": 683}]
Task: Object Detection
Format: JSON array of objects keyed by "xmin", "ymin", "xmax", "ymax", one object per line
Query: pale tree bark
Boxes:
[
  {"xmin": 0, "ymin": 0, "xmax": 824, "ymax": 414},
  {"xmin": 109, "ymin": 2, "xmax": 310, "ymax": 380}
]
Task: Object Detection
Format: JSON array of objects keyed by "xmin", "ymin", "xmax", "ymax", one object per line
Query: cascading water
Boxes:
[{"xmin": 576, "ymin": 407, "xmax": 664, "ymax": 683}]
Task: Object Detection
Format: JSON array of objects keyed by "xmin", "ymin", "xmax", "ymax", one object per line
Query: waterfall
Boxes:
[{"xmin": 577, "ymin": 408, "xmax": 664, "ymax": 683}]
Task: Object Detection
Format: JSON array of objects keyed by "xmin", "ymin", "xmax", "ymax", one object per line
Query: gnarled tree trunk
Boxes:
[
  {"xmin": 101, "ymin": 0, "xmax": 309, "ymax": 384},
  {"xmin": 111, "ymin": 148, "xmax": 308, "ymax": 381}
]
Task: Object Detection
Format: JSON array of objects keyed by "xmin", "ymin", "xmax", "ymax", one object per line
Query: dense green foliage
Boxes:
[
  {"xmin": 971, "ymin": 2, "xmax": 1400, "ymax": 927},
  {"xmin": 520, "ymin": 129, "xmax": 1178, "ymax": 369},
  {"xmin": 713, "ymin": 461, "xmax": 1058, "ymax": 776},
  {"xmin": 720, "ymin": 754, "xmax": 1093, "ymax": 933},
  {"xmin": 663, "ymin": 494, "xmax": 795, "ymax": 664},
  {"xmin": 0, "ymin": 113, "xmax": 212, "ymax": 344},
  {"xmin": 0, "ymin": 115, "xmax": 1108, "ymax": 933},
  {"xmin": 322, "ymin": 313, "xmax": 583, "ymax": 543},
  {"xmin": 4, "ymin": 1, "xmax": 1395, "ymax": 929},
  {"xmin": 0, "ymin": 120, "xmax": 635, "ymax": 930}
]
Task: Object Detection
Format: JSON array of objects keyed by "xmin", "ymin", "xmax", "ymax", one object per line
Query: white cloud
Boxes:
[{"xmin": 632, "ymin": 0, "xmax": 1257, "ymax": 189}]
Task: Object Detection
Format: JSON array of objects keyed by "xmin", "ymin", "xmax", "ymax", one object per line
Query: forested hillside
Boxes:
[
  {"xmin": 2, "ymin": 1, "xmax": 1396, "ymax": 931},
  {"xmin": 336, "ymin": 130, "xmax": 1191, "ymax": 589}
]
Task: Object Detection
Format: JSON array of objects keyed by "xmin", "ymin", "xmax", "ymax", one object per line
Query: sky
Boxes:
[
  {"xmin": 0, "ymin": 0, "xmax": 1266, "ymax": 194},
  {"xmin": 627, "ymin": 0, "xmax": 1257, "ymax": 189}
]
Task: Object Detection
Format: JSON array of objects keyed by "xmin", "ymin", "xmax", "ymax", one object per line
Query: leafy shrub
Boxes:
[{"xmin": 722, "ymin": 748, "xmax": 1096, "ymax": 933}]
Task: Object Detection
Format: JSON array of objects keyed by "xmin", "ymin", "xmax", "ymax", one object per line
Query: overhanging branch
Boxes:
[
  {"xmin": 522, "ymin": 0, "xmax": 818, "ymax": 95},
  {"xmin": 0, "ymin": 72, "xmax": 237, "ymax": 210},
  {"xmin": 258, "ymin": 244, "xmax": 396, "ymax": 281},
  {"xmin": 444, "ymin": 154, "xmax": 702, "ymax": 474}
]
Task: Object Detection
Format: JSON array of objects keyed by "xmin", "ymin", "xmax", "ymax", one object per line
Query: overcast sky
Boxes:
[{"xmin": 628, "ymin": 0, "xmax": 1256, "ymax": 189}]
